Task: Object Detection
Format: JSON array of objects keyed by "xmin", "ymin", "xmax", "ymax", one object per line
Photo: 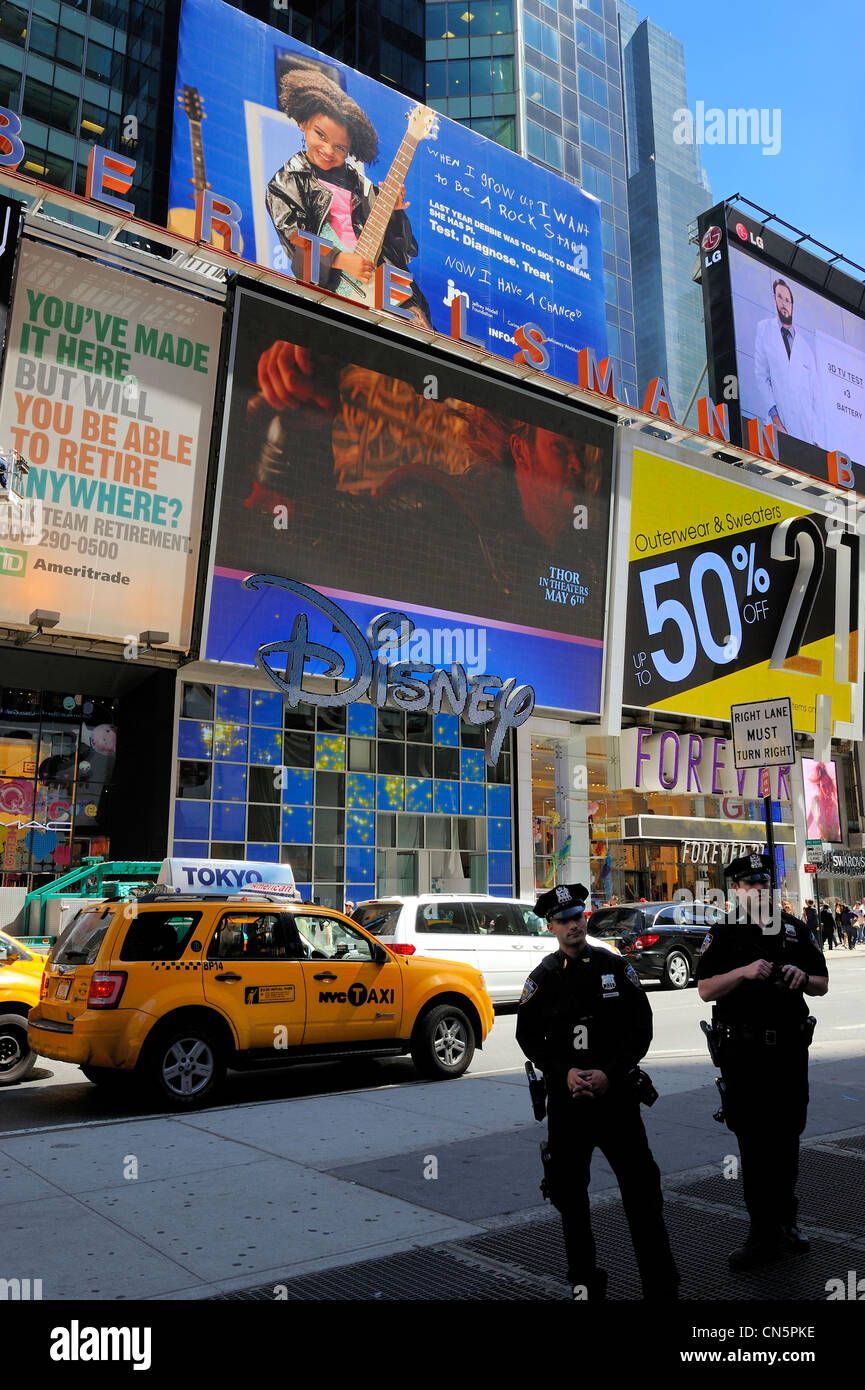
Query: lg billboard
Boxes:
[{"xmin": 698, "ymin": 201, "xmax": 865, "ymax": 494}]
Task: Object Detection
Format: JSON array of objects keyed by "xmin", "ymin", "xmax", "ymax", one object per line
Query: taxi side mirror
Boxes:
[{"xmin": 370, "ymin": 943, "xmax": 388, "ymax": 964}]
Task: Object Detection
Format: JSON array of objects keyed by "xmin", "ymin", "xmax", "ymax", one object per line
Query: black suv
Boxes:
[{"xmin": 587, "ymin": 901, "xmax": 724, "ymax": 989}]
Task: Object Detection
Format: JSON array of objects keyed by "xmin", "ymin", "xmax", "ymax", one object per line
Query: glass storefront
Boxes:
[
  {"xmin": 583, "ymin": 733, "xmax": 796, "ymax": 904},
  {"xmin": 529, "ymin": 724, "xmax": 802, "ymax": 907},
  {"xmin": 0, "ymin": 687, "xmax": 117, "ymax": 885},
  {"xmin": 173, "ymin": 680, "xmax": 515, "ymax": 909}
]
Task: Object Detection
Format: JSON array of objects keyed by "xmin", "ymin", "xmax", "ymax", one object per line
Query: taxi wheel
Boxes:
[
  {"xmin": 662, "ymin": 951, "xmax": 690, "ymax": 990},
  {"xmin": 410, "ymin": 1004, "xmax": 475, "ymax": 1079},
  {"xmin": 142, "ymin": 1025, "xmax": 225, "ymax": 1108},
  {"xmin": 0, "ymin": 1012, "xmax": 37, "ymax": 1085}
]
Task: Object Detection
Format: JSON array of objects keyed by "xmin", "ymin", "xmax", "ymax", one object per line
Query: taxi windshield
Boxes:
[{"xmin": 54, "ymin": 908, "xmax": 113, "ymax": 965}]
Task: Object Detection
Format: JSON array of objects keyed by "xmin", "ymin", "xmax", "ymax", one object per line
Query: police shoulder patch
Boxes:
[
  {"xmin": 519, "ymin": 978, "xmax": 538, "ymax": 1005},
  {"xmin": 699, "ymin": 933, "xmax": 712, "ymax": 954},
  {"xmin": 624, "ymin": 963, "xmax": 640, "ymax": 987}
]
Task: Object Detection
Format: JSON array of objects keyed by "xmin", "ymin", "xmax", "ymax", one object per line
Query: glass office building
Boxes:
[
  {"xmin": 618, "ymin": 4, "xmax": 711, "ymax": 422},
  {"xmin": 424, "ymin": 0, "xmax": 637, "ymax": 408},
  {"xmin": 226, "ymin": 0, "xmax": 426, "ymax": 99},
  {"xmin": 0, "ymin": 0, "xmax": 167, "ymax": 221}
]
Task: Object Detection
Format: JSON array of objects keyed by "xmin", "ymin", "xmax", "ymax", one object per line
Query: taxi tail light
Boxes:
[
  {"xmin": 388, "ymin": 943, "xmax": 416, "ymax": 955},
  {"xmin": 87, "ymin": 972, "xmax": 127, "ymax": 1009},
  {"xmin": 39, "ymin": 970, "xmax": 49, "ymax": 1000},
  {"xmin": 634, "ymin": 934, "xmax": 660, "ymax": 951}
]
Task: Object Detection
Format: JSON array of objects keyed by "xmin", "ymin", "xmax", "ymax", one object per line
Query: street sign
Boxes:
[
  {"xmin": 730, "ymin": 697, "xmax": 795, "ymax": 773},
  {"xmin": 804, "ymin": 864, "xmax": 818, "ymax": 875}
]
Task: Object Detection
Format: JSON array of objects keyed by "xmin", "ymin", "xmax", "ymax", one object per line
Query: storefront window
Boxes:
[{"xmin": 0, "ymin": 689, "xmax": 118, "ymax": 884}]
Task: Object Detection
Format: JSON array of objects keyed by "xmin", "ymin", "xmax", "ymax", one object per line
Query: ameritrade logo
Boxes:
[
  {"xmin": 701, "ymin": 226, "xmax": 723, "ymax": 253},
  {"xmin": 0, "ymin": 545, "xmax": 26, "ymax": 577},
  {"xmin": 50, "ymin": 1321, "xmax": 151, "ymax": 1371}
]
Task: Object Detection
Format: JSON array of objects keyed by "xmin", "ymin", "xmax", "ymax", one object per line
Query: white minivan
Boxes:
[{"xmin": 351, "ymin": 895, "xmax": 618, "ymax": 1005}]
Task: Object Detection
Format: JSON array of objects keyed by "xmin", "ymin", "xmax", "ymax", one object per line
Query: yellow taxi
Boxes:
[
  {"xmin": 0, "ymin": 929, "xmax": 47, "ymax": 1084},
  {"xmin": 28, "ymin": 871, "xmax": 495, "ymax": 1109}
]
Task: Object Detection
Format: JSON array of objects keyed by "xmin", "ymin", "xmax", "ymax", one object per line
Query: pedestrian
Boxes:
[
  {"xmin": 803, "ymin": 899, "xmax": 820, "ymax": 944},
  {"xmin": 516, "ymin": 882, "xmax": 680, "ymax": 1300},
  {"xmin": 840, "ymin": 902, "xmax": 856, "ymax": 950},
  {"xmin": 697, "ymin": 853, "xmax": 828, "ymax": 1270},
  {"xmin": 819, "ymin": 900, "xmax": 835, "ymax": 950}
]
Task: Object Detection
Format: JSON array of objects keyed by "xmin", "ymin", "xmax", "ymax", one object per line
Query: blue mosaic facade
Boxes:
[{"xmin": 173, "ymin": 682, "xmax": 515, "ymax": 908}]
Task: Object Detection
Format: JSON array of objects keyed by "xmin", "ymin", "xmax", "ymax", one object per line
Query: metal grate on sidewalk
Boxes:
[{"xmin": 212, "ymin": 1127, "xmax": 865, "ymax": 1302}]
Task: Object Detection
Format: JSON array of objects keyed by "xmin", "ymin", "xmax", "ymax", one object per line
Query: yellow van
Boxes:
[{"xmin": 28, "ymin": 886, "xmax": 494, "ymax": 1108}]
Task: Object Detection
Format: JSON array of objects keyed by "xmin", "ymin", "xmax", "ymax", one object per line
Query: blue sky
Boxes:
[{"xmin": 630, "ymin": 0, "xmax": 865, "ymax": 269}]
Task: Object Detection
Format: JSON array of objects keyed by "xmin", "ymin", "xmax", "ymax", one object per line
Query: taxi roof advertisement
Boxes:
[
  {"xmin": 0, "ymin": 239, "xmax": 222, "ymax": 645},
  {"xmin": 169, "ymin": 0, "xmax": 608, "ymax": 384},
  {"xmin": 612, "ymin": 434, "xmax": 863, "ymax": 741},
  {"xmin": 204, "ymin": 291, "xmax": 615, "ymax": 714}
]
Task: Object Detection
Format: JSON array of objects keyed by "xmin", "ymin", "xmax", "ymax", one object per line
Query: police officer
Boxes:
[
  {"xmin": 516, "ymin": 883, "xmax": 679, "ymax": 1300},
  {"xmin": 696, "ymin": 853, "xmax": 828, "ymax": 1270}
]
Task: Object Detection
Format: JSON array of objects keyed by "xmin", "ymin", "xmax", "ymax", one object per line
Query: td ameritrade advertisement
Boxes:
[
  {"xmin": 0, "ymin": 239, "xmax": 222, "ymax": 645},
  {"xmin": 205, "ymin": 291, "xmax": 615, "ymax": 714},
  {"xmin": 169, "ymin": 0, "xmax": 608, "ymax": 386},
  {"xmin": 620, "ymin": 443, "xmax": 863, "ymax": 738}
]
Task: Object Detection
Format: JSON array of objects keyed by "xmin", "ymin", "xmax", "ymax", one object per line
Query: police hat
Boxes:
[
  {"xmin": 726, "ymin": 852, "xmax": 772, "ymax": 884},
  {"xmin": 535, "ymin": 883, "xmax": 590, "ymax": 921}
]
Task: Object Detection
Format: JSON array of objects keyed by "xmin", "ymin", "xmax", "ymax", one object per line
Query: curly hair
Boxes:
[{"xmin": 278, "ymin": 69, "xmax": 379, "ymax": 164}]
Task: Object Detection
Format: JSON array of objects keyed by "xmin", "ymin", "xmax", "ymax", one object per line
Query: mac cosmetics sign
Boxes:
[
  {"xmin": 620, "ymin": 726, "xmax": 792, "ymax": 800},
  {"xmin": 246, "ymin": 574, "xmax": 535, "ymax": 764}
]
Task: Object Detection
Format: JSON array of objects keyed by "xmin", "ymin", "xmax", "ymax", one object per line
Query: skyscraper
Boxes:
[
  {"xmin": 618, "ymin": 3, "xmax": 711, "ymax": 421},
  {"xmin": 0, "ymin": 0, "xmax": 168, "ymax": 223},
  {"xmin": 423, "ymin": 0, "xmax": 638, "ymax": 406}
]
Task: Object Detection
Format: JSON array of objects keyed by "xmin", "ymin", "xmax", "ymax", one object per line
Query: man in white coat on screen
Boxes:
[{"xmin": 754, "ymin": 278, "xmax": 823, "ymax": 446}]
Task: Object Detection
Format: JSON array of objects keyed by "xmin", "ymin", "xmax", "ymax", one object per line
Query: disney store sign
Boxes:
[{"xmin": 246, "ymin": 574, "xmax": 535, "ymax": 765}]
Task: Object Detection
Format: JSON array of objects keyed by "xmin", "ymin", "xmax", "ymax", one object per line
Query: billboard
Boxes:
[
  {"xmin": 698, "ymin": 202, "xmax": 865, "ymax": 492},
  {"xmin": 616, "ymin": 437, "xmax": 863, "ymax": 739},
  {"xmin": 205, "ymin": 287, "xmax": 615, "ymax": 712},
  {"xmin": 802, "ymin": 758, "xmax": 842, "ymax": 844},
  {"xmin": 169, "ymin": 0, "xmax": 608, "ymax": 385},
  {"xmin": 0, "ymin": 239, "xmax": 223, "ymax": 645}
]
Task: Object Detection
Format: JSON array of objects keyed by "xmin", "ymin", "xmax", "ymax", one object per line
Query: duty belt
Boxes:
[{"xmin": 717, "ymin": 1021, "xmax": 810, "ymax": 1047}]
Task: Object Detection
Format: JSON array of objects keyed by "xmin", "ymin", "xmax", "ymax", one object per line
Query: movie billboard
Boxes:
[
  {"xmin": 205, "ymin": 288, "xmax": 615, "ymax": 713},
  {"xmin": 169, "ymin": 0, "xmax": 608, "ymax": 385},
  {"xmin": 0, "ymin": 239, "xmax": 222, "ymax": 645},
  {"xmin": 616, "ymin": 437, "xmax": 863, "ymax": 739},
  {"xmin": 802, "ymin": 758, "xmax": 842, "ymax": 844}
]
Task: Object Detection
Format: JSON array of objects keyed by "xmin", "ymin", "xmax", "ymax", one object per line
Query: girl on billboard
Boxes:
[{"xmin": 266, "ymin": 69, "xmax": 431, "ymax": 325}]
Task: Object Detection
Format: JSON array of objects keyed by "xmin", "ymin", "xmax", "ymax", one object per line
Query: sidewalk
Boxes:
[{"xmin": 2, "ymin": 1042, "xmax": 864, "ymax": 1301}]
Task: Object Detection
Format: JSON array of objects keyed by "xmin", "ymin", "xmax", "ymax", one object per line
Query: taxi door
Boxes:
[
  {"xmin": 297, "ymin": 914, "xmax": 404, "ymax": 1045},
  {"xmin": 202, "ymin": 911, "xmax": 307, "ymax": 1050}
]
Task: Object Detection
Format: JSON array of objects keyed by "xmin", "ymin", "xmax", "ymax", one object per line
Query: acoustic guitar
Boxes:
[{"xmin": 168, "ymin": 85, "xmax": 244, "ymax": 252}]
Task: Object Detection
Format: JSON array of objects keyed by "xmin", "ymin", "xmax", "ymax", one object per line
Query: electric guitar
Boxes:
[
  {"xmin": 168, "ymin": 85, "xmax": 244, "ymax": 252},
  {"xmin": 319, "ymin": 103, "xmax": 438, "ymax": 318}
]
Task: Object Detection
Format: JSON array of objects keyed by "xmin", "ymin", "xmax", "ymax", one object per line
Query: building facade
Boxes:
[
  {"xmin": 0, "ymin": 0, "xmax": 167, "ymax": 222},
  {"xmin": 618, "ymin": 3, "xmax": 711, "ymax": 422}
]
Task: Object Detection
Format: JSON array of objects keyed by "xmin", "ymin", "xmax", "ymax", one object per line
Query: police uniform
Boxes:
[
  {"xmin": 696, "ymin": 853, "xmax": 827, "ymax": 1268},
  {"xmin": 516, "ymin": 884, "xmax": 679, "ymax": 1299}
]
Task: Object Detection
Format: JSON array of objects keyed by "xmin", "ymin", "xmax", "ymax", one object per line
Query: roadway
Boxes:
[{"xmin": 3, "ymin": 952, "xmax": 863, "ymax": 1135}]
